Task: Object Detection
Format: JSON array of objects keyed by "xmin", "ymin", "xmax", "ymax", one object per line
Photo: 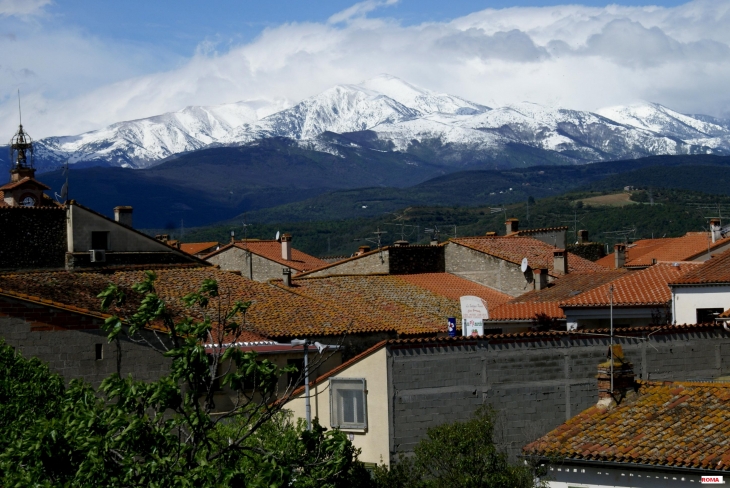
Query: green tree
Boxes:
[
  {"xmin": 372, "ymin": 406, "xmax": 538, "ymax": 488},
  {"xmin": 0, "ymin": 272, "xmax": 370, "ymax": 487}
]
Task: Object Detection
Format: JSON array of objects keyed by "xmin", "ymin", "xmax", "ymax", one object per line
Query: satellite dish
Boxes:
[
  {"xmin": 60, "ymin": 181, "xmax": 68, "ymax": 200},
  {"xmin": 275, "ymin": 231, "xmax": 280, "ymax": 241},
  {"xmin": 521, "ymin": 257, "xmax": 529, "ymax": 273}
]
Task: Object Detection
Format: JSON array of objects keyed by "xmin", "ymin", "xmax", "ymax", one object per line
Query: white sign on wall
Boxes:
[{"xmin": 460, "ymin": 296, "xmax": 489, "ymax": 337}]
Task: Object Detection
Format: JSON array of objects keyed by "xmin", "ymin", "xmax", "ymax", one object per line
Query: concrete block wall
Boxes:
[
  {"xmin": 444, "ymin": 243, "xmax": 534, "ymax": 296},
  {"xmin": 0, "ymin": 297, "xmax": 170, "ymax": 387},
  {"xmin": 389, "ymin": 328, "xmax": 730, "ymax": 461}
]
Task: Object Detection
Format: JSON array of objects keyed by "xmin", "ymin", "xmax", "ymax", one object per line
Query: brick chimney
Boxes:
[
  {"xmin": 596, "ymin": 344, "xmax": 635, "ymax": 408},
  {"xmin": 113, "ymin": 206, "xmax": 133, "ymax": 227},
  {"xmin": 281, "ymin": 233, "xmax": 292, "ymax": 260},
  {"xmin": 282, "ymin": 267, "xmax": 292, "ymax": 287},
  {"xmin": 577, "ymin": 230, "xmax": 589, "ymax": 244},
  {"xmin": 614, "ymin": 244, "xmax": 626, "ymax": 269},
  {"xmin": 534, "ymin": 268, "xmax": 549, "ymax": 290},
  {"xmin": 506, "ymin": 218, "xmax": 519, "ymax": 234},
  {"xmin": 553, "ymin": 249, "xmax": 567, "ymax": 275},
  {"xmin": 711, "ymin": 218, "xmax": 722, "ymax": 243}
]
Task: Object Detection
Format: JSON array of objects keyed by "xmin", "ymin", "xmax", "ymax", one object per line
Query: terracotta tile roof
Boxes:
[
  {"xmin": 0, "ymin": 176, "xmax": 51, "ymax": 191},
  {"xmin": 450, "ymin": 236, "xmax": 606, "ymax": 276},
  {"xmin": 281, "ymin": 273, "xmax": 505, "ymax": 335},
  {"xmin": 180, "ymin": 242, "xmax": 220, "ymax": 255},
  {"xmin": 670, "ymin": 248, "xmax": 730, "ymax": 285},
  {"xmin": 596, "ymin": 233, "xmax": 730, "ymax": 269},
  {"xmin": 488, "ymin": 271, "xmax": 627, "ymax": 321},
  {"xmin": 719, "ymin": 308, "xmax": 730, "ymax": 319},
  {"xmin": 0, "ymin": 266, "xmax": 441, "ymax": 339},
  {"xmin": 561, "ymin": 262, "xmax": 701, "ymax": 308},
  {"xmin": 205, "ymin": 240, "xmax": 327, "ymax": 272},
  {"xmin": 524, "ymin": 380, "xmax": 730, "ymax": 471},
  {"xmin": 512, "ymin": 226, "xmax": 568, "ymax": 236}
]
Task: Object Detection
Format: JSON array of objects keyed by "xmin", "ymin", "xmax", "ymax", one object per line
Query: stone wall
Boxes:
[
  {"xmin": 302, "ymin": 250, "xmax": 389, "ymax": 278},
  {"xmin": 388, "ymin": 327, "xmax": 730, "ymax": 461},
  {"xmin": 444, "ymin": 243, "xmax": 535, "ymax": 296},
  {"xmin": 0, "ymin": 207, "xmax": 66, "ymax": 270},
  {"xmin": 0, "ymin": 296, "xmax": 170, "ymax": 387},
  {"xmin": 389, "ymin": 246, "xmax": 445, "ymax": 274},
  {"xmin": 208, "ymin": 246, "xmax": 316, "ymax": 282}
]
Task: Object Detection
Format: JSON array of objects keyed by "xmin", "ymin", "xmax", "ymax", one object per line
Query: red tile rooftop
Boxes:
[
  {"xmin": 524, "ymin": 379, "xmax": 730, "ymax": 471},
  {"xmin": 451, "ymin": 236, "xmax": 606, "ymax": 275},
  {"xmin": 670, "ymin": 248, "xmax": 730, "ymax": 285}
]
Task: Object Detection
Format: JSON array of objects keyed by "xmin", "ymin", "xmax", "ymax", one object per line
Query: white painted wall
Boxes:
[
  {"xmin": 286, "ymin": 347, "xmax": 390, "ymax": 466},
  {"xmin": 672, "ymin": 285, "xmax": 730, "ymax": 324}
]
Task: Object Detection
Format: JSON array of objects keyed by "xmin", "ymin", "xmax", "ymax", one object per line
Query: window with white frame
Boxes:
[{"xmin": 330, "ymin": 378, "xmax": 367, "ymax": 430}]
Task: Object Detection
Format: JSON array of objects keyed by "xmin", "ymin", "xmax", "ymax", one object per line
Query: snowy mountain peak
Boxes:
[{"xmin": 22, "ymin": 75, "xmax": 730, "ymax": 173}]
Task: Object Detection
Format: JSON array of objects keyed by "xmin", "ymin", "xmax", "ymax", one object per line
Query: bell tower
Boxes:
[
  {"xmin": 9, "ymin": 122, "xmax": 35, "ymax": 182},
  {"xmin": 1, "ymin": 118, "xmax": 51, "ymax": 207}
]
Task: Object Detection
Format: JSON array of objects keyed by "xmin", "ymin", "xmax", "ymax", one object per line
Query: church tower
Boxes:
[{"xmin": 0, "ymin": 123, "xmax": 51, "ymax": 207}]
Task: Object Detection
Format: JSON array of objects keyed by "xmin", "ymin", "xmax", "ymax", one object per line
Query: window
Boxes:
[
  {"xmin": 95, "ymin": 344, "xmax": 103, "ymax": 360},
  {"xmin": 91, "ymin": 231, "xmax": 109, "ymax": 250},
  {"xmin": 696, "ymin": 308, "xmax": 724, "ymax": 324},
  {"xmin": 330, "ymin": 378, "xmax": 367, "ymax": 430}
]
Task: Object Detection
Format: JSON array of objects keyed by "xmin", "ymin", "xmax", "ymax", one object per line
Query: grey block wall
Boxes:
[
  {"xmin": 444, "ymin": 243, "xmax": 536, "ymax": 296},
  {"xmin": 0, "ymin": 304, "xmax": 170, "ymax": 388},
  {"xmin": 388, "ymin": 328, "xmax": 730, "ymax": 461}
]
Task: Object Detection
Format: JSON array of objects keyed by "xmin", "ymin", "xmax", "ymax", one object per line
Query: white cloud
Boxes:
[
  {"xmin": 0, "ymin": 0, "xmax": 50, "ymax": 17},
  {"xmin": 2, "ymin": 0, "xmax": 730, "ymax": 139}
]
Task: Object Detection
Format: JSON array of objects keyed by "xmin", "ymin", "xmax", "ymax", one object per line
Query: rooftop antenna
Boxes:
[
  {"xmin": 386, "ymin": 213, "xmax": 417, "ymax": 242},
  {"xmin": 241, "ymin": 214, "xmax": 252, "ymax": 247},
  {"xmin": 17, "ymin": 89, "xmax": 22, "ymax": 125},
  {"xmin": 560, "ymin": 208, "xmax": 585, "ymax": 244},
  {"xmin": 354, "ymin": 227, "xmax": 387, "ymax": 262},
  {"xmin": 55, "ymin": 160, "xmax": 70, "ymax": 204}
]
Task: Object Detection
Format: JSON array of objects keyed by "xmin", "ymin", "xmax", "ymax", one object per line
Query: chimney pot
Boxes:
[
  {"xmin": 553, "ymin": 249, "xmax": 568, "ymax": 275},
  {"xmin": 113, "ymin": 206, "xmax": 133, "ymax": 227},
  {"xmin": 534, "ymin": 268, "xmax": 549, "ymax": 290},
  {"xmin": 577, "ymin": 230, "xmax": 589, "ymax": 244},
  {"xmin": 485, "ymin": 231, "xmax": 497, "ymax": 236},
  {"xmin": 281, "ymin": 233, "xmax": 292, "ymax": 260},
  {"xmin": 506, "ymin": 218, "xmax": 519, "ymax": 235},
  {"xmin": 596, "ymin": 344, "xmax": 635, "ymax": 407},
  {"xmin": 357, "ymin": 245, "xmax": 371, "ymax": 255},
  {"xmin": 393, "ymin": 240, "xmax": 409, "ymax": 247},
  {"xmin": 282, "ymin": 267, "xmax": 292, "ymax": 287},
  {"xmin": 711, "ymin": 218, "xmax": 722, "ymax": 243},
  {"xmin": 614, "ymin": 244, "xmax": 626, "ymax": 269}
]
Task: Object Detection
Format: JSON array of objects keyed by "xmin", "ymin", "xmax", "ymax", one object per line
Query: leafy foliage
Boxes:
[
  {"xmin": 372, "ymin": 406, "xmax": 539, "ymax": 488},
  {"xmin": 0, "ymin": 274, "xmax": 368, "ymax": 487}
]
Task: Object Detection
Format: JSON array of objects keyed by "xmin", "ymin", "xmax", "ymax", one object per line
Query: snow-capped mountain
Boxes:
[{"xmin": 21, "ymin": 75, "xmax": 730, "ymax": 172}]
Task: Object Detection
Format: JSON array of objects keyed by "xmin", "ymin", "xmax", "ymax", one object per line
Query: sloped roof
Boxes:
[
  {"xmin": 488, "ymin": 270, "xmax": 627, "ymax": 321},
  {"xmin": 597, "ymin": 233, "xmax": 730, "ymax": 269},
  {"xmin": 205, "ymin": 240, "xmax": 327, "ymax": 272},
  {"xmin": 0, "ymin": 176, "xmax": 51, "ymax": 191},
  {"xmin": 524, "ymin": 380, "xmax": 730, "ymax": 472},
  {"xmin": 0, "ymin": 266, "xmax": 444, "ymax": 339},
  {"xmin": 279, "ymin": 273, "xmax": 512, "ymax": 332},
  {"xmin": 511, "ymin": 226, "xmax": 568, "ymax": 237},
  {"xmin": 561, "ymin": 262, "xmax": 701, "ymax": 308},
  {"xmin": 670, "ymin": 248, "xmax": 730, "ymax": 285},
  {"xmin": 450, "ymin": 236, "xmax": 606, "ymax": 276},
  {"xmin": 180, "ymin": 242, "xmax": 220, "ymax": 255}
]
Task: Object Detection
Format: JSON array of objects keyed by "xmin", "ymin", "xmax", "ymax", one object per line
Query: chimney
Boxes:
[
  {"xmin": 430, "ymin": 238, "xmax": 439, "ymax": 246},
  {"xmin": 534, "ymin": 268, "xmax": 549, "ymax": 291},
  {"xmin": 281, "ymin": 233, "xmax": 292, "ymax": 260},
  {"xmin": 553, "ymin": 249, "xmax": 568, "ymax": 275},
  {"xmin": 485, "ymin": 231, "xmax": 497, "ymax": 237},
  {"xmin": 230, "ymin": 230, "xmax": 235, "ymax": 244},
  {"xmin": 114, "ymin": 206, "xmax": 133, "ymax": 227},
  {"xmin": 282, "ymin": 267, "xmax": 292, "ymax": 287},
  {"xmin": 577, "ymin": 230, "xmax": 589, "ymax": 244},
  {"xmin": 357, "ymin": 245, "xmax": 371, "ymax": 255},
  {"xmin": 614, "ymin": 244, "xmax": 626, "ymax": 269},
  {"xmin": 596, "ymin": 344, "xmax": 635, "ymax": 408},
  {"xmin": 711, "ymin": 218, "xmax": 722, "ymax": 243},
  {"xmin": 393, "ymin": 240, "xmax": 409, "ymax": 247},
  {"xmin": 506, "ymin": 218, "xmax": 519, "ymax": 235}
]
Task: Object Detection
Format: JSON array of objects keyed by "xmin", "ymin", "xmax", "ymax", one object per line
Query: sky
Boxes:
[{"xmin": 0, "ymin": 0, "xmax": 728, "ymax": 138}]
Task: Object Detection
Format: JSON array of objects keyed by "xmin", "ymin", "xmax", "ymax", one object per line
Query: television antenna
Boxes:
[
  {"xmin": 354, "ymin": 227, "xmax": 387, "ymax": 262},
  {"xmin": 386, "ymin": 213, "xmax": 418, "ymax": 242},
  {"xmin": 241, "ymin": 214, "xmax": 252, "ymax": 247},
  {"xmin": 489, "ymin": 207, "xmax": 505, "ymax": 214},
  {"xmin": 602, "ymin": 227, "xmax": 637, "ymax": 245},
  {"xmin": 424, "ymin": 226, "xmax": 441, "ymax": 243},
  {"xmin": 54, "ymin": 160, "xmax": 70, "ymax": 204},
  {"xmin": 560, "ymin": 209, "xmax": 586, "ymax": 244}
]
